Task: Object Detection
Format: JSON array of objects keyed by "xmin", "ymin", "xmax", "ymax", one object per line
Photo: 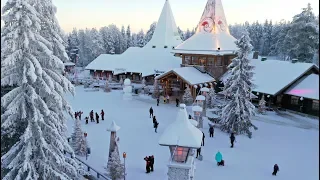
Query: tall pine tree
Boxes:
[
  {"xmin": 220, "ymin": 33, "xmax": 256, "ymax": 138},
  {"xmin": 1, "ymin": 0, "xmax": 80, "ymax": 178},
  {"xmin": 145, "ymin": 22, "xmax": 157, "ymax": 43}
]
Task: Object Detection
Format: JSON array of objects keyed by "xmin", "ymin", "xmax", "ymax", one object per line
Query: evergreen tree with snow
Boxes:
[
  {"xmin": 145, "ymin": 22, "xmax": 157, "ymax": 43},
  {"xmin": 99, "ymin": 26, "xmax": 109, "ymax": 54},
  {"xmin": 284, "ymin": 3, "xmax": 319, "ymax": 62},
  {"xmin": 137, "ymin": 29, "xmax": 145, "ymax": 48},
  {"xmin": 141, "ymin": 78, "xmax": 146, "ymax": 87},
  {"xmin": 261, "ymin": 20, "xmax": 273, "ymax": 56},
  {"xmin": 131, "ymin": 33, "xmax": 138, "ymax": 47},
  {"xmin": 220, "ymin": 33, "xmax": 257, "ymax": 138},
  {"xmin": 206, "ymin": 87, "xmax": 216, "ymax": 108},
  {"xmin": 105, "ymin": 146, "xmax": 125, "ymax": 180},
  {"xmin": 258, "ymin": 95, "xmax": 267, "ymax": 114},
  {"xmin": 183, "ymin": 86, "xmax": 193, "ymax": 105},
  {"xmin": 269, "ymin": 20, "xmax": 290, "ymax": 59},
  {"xmin": 108, "ymin": 74, "xmax": 113, "ymax": 83},
  {"xmin": 184, "ymin": 29, "xmax": 192, "ymax": 40},
  {"xmin": 120, "ymin": 25, "xmax": 128, "ymax": 53},
  {"xmin": 152, "ymin": 80, "xmax": 160, "ymax": 98},
  {"xmin": 126, "ymin": 25, "xmax": 133, "ymax": 48},
  {"xmin": 71, "ymin": 119, "xmax": 88, "ymax": 156},
  {"xmin": 177, "ymin": 27, "xmax": 185, "ymax": 40},
  {"xmin": 90, "ymin": 28, "xmax": 104, "ymax": 59},
  {"xmin": 229, "ymin": 23, "xmax": 248, "ymax": 40},
  {"xmin": 1, "ymin": 0, "xmax": 80, "ymax": 178}
]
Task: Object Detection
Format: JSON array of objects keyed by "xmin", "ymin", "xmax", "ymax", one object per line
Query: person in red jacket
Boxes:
[
  {"xmin": 101, "ymin": 109, "xmax": 105, "ymax": 120},
  {"xmin": 144, "ymin": 156, "xmax": 151, "ymax": 173}
]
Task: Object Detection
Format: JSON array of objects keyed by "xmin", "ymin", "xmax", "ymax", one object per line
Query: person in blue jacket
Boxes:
[{"xmin": 215, "ymin": 151, "xmax": 224, "ymax": 166}]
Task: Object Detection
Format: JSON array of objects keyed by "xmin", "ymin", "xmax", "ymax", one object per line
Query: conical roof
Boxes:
[
  {"xmin": 144, "ymin": 0, "xmax": 183, "ymax": 49},
  {"xmin": 173, "ymin": 0, "xmax": 237, "ymax": 55},
  {"xmin": 107, "ymin": 120, "xmax": 120, "ymax": 132},
  {"xmin": 158, "ymin": 104, "xmax": 202, "ymax": 148}
]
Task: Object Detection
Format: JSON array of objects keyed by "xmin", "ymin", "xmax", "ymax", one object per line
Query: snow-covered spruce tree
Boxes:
[
  {"xmin": 220, "ymin": 33, "xmax": 257, "ymax": 138},
  {"xmin": 145, "ymin": 22, "xmax": 157, "ymax": 43},
  {"xmin": 1, "ymin": 0, "xmax": 80, "ymax": 179},
  {"xmin": 71, "ymin": 119, "xmax": 88, "ymax": 156},
  {"xmin": 284, "ymin": 3, "xmax": 319, "ymax": 62},
  {"xmin": 105, "ymin": 81, "xmax": 111, "ymax": 92},
  {"xmin": 206, "ymin": 87, "xmax": 216, "ymax": 108},
  {"xmin": 137, "ymin": 29, "xmax": 145, "ymax": 48},
  {"xmin": 108, "ymin": 74, "xmax": 113, "ymax": 83},
  {"xmin": 141, "ymin": 78, "xmax": 146, "ymax": 87},
  {"xmin": 152, "ymin": 79, "xmax": 160, "ymax": 98},
  {"xmin": 183, "ymin": 86, "xmax": 193, "ymax": 105},
  {"xmin": 258, "ymin": 95, "xmax": 267, "ymax": 114},
  {"xmin": 105, "ymin": 146, "xmax": 125, "ymax": 180}
]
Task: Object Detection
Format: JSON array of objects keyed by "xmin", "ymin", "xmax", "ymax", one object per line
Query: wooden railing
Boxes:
[{"xmin": 63, "ymin": 150, "xmax": 111, "ymax": 180}]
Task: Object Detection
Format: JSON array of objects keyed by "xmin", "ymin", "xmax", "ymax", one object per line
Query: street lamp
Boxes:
[{"xmin": 123, "ymin": 152, "xmax": 127, "ymax": 180}]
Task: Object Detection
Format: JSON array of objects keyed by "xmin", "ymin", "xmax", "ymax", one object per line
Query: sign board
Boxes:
[
  {"xmin": 115, "ymin": 68, "xmax": 126, "ymax": 71},
  {"xmin": 154, "ymin": 69, "xmax": 165, "ymax": 74}
]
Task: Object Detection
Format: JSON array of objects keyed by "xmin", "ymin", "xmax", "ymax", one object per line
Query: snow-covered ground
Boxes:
[{"xmin": 65, "ymin": 86, "xmax": 319, "ymax": 180}]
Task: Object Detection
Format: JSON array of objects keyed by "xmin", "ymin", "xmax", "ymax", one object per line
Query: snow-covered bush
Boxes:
[
  {"xmin": 258, "ymin": 95, "xmax": 267, "ymax": 114},
  {"xmin": 106, "ymin": 147, "xmax": 125, "ymax": 180},
  {"xmin": 108, "ymin": 74, "xmax": 113, "ymax": 83},
  {"xmin": 71, "ymin": 120, "xmax": 88, "ymax": 156},
  {"xmin": 220, "ymin": 33, "xmax": 257, "ymax": 138},
  {"xmin": 141, "ymin": 78, "xmax": 146, "ymax": 87},
  {"xmin": 152, "ymin": 80, "xmax": 160, "ymax": 98},
  {"xmin": 119, "ymin": 77, "xmax": 124, "ymax": 85},
  {"xmin": 105, "ymin": 81, "xmax": 112, "ymax": 92},
  {"xmin": 206, "ymin": 87, "xmax": 216, "ymax": 108},
  {"xmin": 183, "ymin": 86, "xmax": 194, "ymax": 105}
]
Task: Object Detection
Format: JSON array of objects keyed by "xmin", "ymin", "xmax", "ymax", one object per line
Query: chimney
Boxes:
[{"xmin": 253, "ymin": 51, "xmax": 259, "ymax": 59}]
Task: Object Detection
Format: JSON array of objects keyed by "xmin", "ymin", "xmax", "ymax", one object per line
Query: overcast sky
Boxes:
[{"xmin": 1, "ymin": 0, "xmax": 319, "ymax": 33}]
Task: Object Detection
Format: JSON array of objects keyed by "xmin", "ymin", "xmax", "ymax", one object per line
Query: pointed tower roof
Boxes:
[
  {"xmin": 158, "ymin": 104, "xmax": 202, "ymax": 148},
  {"xmin": 173, "ymin": 0, "xmax": 237, "ymax": 55},
  {"xmin": 144, "ymin": 0, "xmax": 183, "ymax": 49},
  {"xmin": 107, "ymin": 120, "xmax": 120, "ymax": 132}
]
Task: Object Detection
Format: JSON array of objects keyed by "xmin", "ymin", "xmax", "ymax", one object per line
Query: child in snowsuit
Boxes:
[
  {"xmin": 85, "ymin": 117, "xmax": 89, "ymax": 124},
  {"xmin": 144, "ymin": 156, "xmax": 151, "ymax": 173},
  {"xmin": 201, "ymin": 132, "xmax": 205, "ymax": 146},
  {"xmin": 209, "ymin": 126, "xmax": 214, "ymax": 137},
  {"xmin": 95, "ymin": 112, "xmax": 99, "ymax": 124},
  {"xmin": 154, "ymin": 121, "xmax": 159, "ymax": 133},
  {"xmin": 272, "ymin": 164, "xmax": 279, "ymax": 176},
  {"xmin": 176, "ymin": 98, "xmax": 179, "ymax": 107},
  {"xmin": 157, "ymin": 98, "xmax": 160, "ymax": 106},
  {"xmin": 100, "ymin": 109, "xmax": 105, "ymax": 120},
  {"xmin": 196, "ymin": 147, "xmax": 201, "ymax": 158},
  {"xmin": 149, "ymin": 107, "xmax": 153, "ymax": 118},
  {"xmin": 215, "ymin": 151, "xmax": 224, "ymax": 166},
  {"xmin": 90, "ymin": 110, "xmax": 94, "ymax": 122},
  {"xmin": 149, "ymin": 155, "xmax": 154, "ymax": 172},
  {"xmin": 230, "ymin": 133, "xmax": 236, "ymax": 148}
]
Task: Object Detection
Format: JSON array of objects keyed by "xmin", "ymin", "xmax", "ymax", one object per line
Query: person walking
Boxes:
[
  {"xmin": 230, "ymin": 132, "xmax": 236, "ymax": 148},
  {"xmin": 154, "ymin": 121, "xmax": 159, "ymax": 133},
  {"xmin": 149, "ymin": 107, "xmax": 154, "ymax": 118},
  {"xmin": 90, "ymin": 110, "xmax": 94, "ymax": 122},
  {"xmin": 149, "ymin": 155, "xmax": 154, "ymax": 172},
  {"xmin": 74, "ymin": 112, "xmax": 78, "ymax": 119},
  {"xmin": 100, "ymin": 109, "xmax": 105, "ymax": 120},
  {"xmin": 95, "ymin": 112, "xmax": 99, "ymax": 124},
  {"xmin": 196, "ymin": 147, "xmax": 201, "ymax": 158},
  {"xmin": 144, "ymin": 156, "xmax": 151, "ymax": 173},
  {"xmin": 201, "ymin": 132, "xmax": 205, "ymax": 146},
  {"xmin": 85, "ymin": 117, "xmax": 89, "ymax": 124},
  {"xmin": 153, "ymin": 116, "xmax": 157, "ymax": 124},
  {"xmin": 175, "ymin": 98, "xmax": 179, "ymax": 107},
  {"xmin": 157, "ymin": 98, "xmax": 160, "ymax": 106},
  {"xmin": 209, "ymin": 126, "xmax": 214, "ymax": 137},
  {"xmin": 272, "ymin": 164, "xmax": 279, "ymax": 176},
  {"xmin": 78, "ymin": 111, "xmax": 82, "ymax": 120}
]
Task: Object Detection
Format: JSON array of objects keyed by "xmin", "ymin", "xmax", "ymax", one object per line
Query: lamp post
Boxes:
[
  {"xmin": 84, "ymin": 132, "xmax": 89, "ymax": 160},
  {"xmin": 123, "ymin": 152, "xmax": 127, "ymax": 180}
]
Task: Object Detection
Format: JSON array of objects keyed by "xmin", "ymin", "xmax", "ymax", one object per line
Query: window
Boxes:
[
  {"xmin": 164, "ymin": 46, "xmax": 168, "ymax": 48},
  {"xmin": 191, "ymin": 56, "xmax": 198, "ymax": 65},
  {"xmin": 185, "ymin": 56, "xmax": 191, "ymax": 64},
  {"xmin": 276, "ymin": 95, "xmax": 282, "ymax": 103},
  {"xmin": 152, "ymin": 46, "xmax": 156, "ymax": 48},
  {"xmin": 290, "ymin": 96, "xmax": 299, "ymax": 105},
  {"xmin": 199, "ymin": 57, "xmax": 206, "ymax": 66},
  {"xmin": 171, "ymin": 147, "xmax": 189, "ymax": 163},
  {"xmin": 207, "ymin": 57, "xmax": 214, "ymax": 66},
  {"xmin": 216, "ymin": 56, "xmax": 223, "ymax": 66},
  {"xmin": 312, "ymin": 100, "xmax": 319, "ymax": 110}
]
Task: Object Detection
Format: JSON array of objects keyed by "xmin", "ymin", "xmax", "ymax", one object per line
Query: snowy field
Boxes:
[{"xmin": 65, "ymin": 86, "xmax": 319, "ymax": 180}]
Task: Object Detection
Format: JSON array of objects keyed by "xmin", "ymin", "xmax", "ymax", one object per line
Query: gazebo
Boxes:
[{"xmin": 158, "ymin": 104, "xmax": 202, "ymax": 180}]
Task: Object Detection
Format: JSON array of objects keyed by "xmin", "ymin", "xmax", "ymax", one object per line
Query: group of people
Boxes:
[
  {"xmin": 75, "ymin": 109, "xmax": 105, "ymax": 124},
  {"xmin": 143, "ymin": 155, "xmax": 155, "ymax": 173},
  {"xmin": 149, "ymin": 107, "xmax": 159, "ymax": 133},
  {"xmin": 155, "ymin": 96, "xmax": 180, "ymax": 107}
]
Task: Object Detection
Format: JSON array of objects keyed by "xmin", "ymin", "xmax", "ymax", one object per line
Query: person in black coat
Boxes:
[
  {"xmin": 188, "ymin": 114, "xmax": 192, "ymax": 119},
  {"xmin": 157, "ymin": 98, "xmax": 160, "ymax": 106},
  {"xmin": 154, "ymin": 121, "xmax": 159, "ymax": 133},
  {"xmin": 175, "ymin": 98, "xmax": 179, "ymax": 107},
  {"xmin": 90, "ymin": 110, "xmax": 94, "ymax": 122},
  {"xmin": 272, "ymin": 164, "xmax": 279, "ymax": 176},
  {"xmin": 196, "ymin": 147, "xmax": 201, "ymax": 158},
  {"xmin": 209, "ymin": 126, "xmax": 214, "ymax": 137},
  {"xmin": 78, "ymin": 111, "xmax": 82, "ymax": 120},
  {"xmin": 230, "ymin": 132, "xmax": 236, "ymax": 148},
  {"xmin": 144, "ymin": 156, "xmax": 151, "ymax": 173},
  {"xmin": 95, "ymin": 112, "xmax": 99, "ymax": 124},
  {"xmin": 85, "ymin": 117, "xmax": 89, "ymax": 124},
  {"xmin": 201, "ymin": 132, "xmax": 205, "ymax": 146},
  {"xmin": 149, "ymin": 155, "xmax": 154, "ymax": 172},
  {"xmin": 153, "ymin": 116, "xmax": 157, "ymax": 124},
  {"xmin": 149, "ymin": 107, "xmax": 154, "ymax": 118}
]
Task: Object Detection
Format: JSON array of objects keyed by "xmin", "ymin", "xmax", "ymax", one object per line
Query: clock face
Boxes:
[{"xmin": 200, "ymin": 17, "xmax": 214, "ymax": 33}]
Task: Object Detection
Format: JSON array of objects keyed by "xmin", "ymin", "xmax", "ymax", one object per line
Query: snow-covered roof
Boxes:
[
  {"xmin": 220, "ymin": 59, "xmax": 318, "ymax": 95},
  {"xmin": 192, "ymin": 105, "xmax": 203, "ymax": 112},
  {"xmin": 64, "ymin": 62, "xmax": 75, "ymax": 66},
  {"xmin": 285, "ymin": 74, "xmax": 319, "ymax": 100},
  {"xmin": 200, "ymin": 87, "xmax": 210, "ymax": 92},
  {"xmin": 85, "ymin": 48, "xmax": 181, "ymax": 76},
  {"xmin": 144, "ymin": 0, "xmax": 182, "ymax": 49},
  {"xmin": 158, "ymin": 104, "xmax": 202, "ymax": 148},
  {"xmin": 196, "ymin": 95, "xmax": 205, "ymax": 101},
  {"xmin": 172, "ymin": 0, "xmax": 237, "ymax": 55},
  {"xmin": 107, "ymin": 120, "xmax": 120, "ymax": 132},
  {"xmin": 155, "ymin": 67, "xmax": 215, "ymax": 85}
]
